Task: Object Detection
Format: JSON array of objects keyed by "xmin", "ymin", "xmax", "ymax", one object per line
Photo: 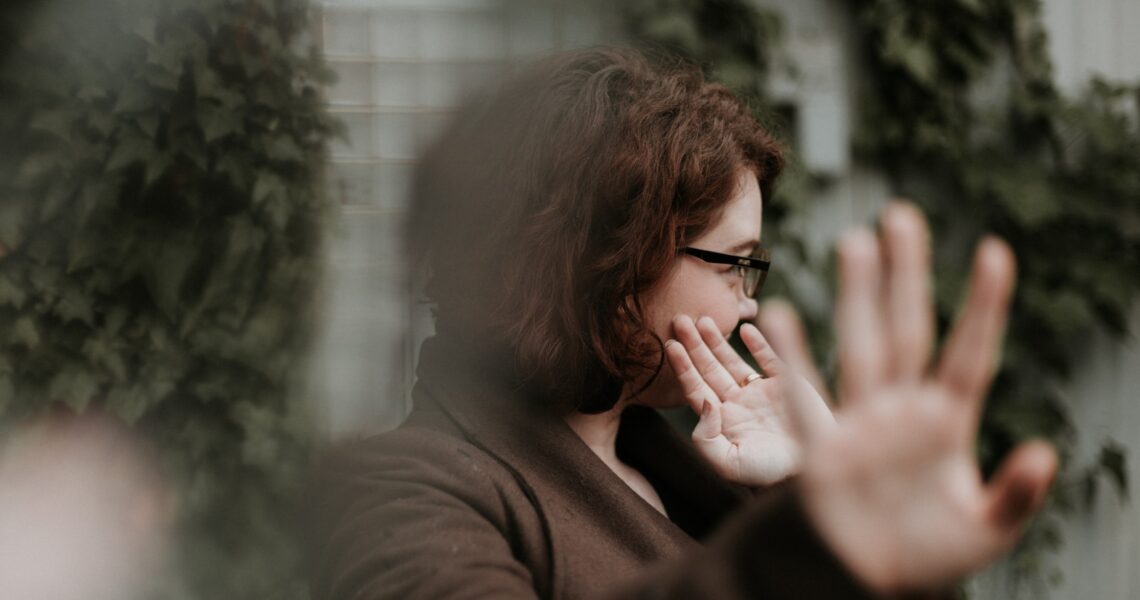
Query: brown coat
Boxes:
[{"xmin": 309, "ymin": 338, "xmax": 877, "ymax": 599}]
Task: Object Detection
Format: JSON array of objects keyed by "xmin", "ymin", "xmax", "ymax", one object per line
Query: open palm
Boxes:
[
  {"xmin": 664, "ymin": 314, "xmax": 833, "ymax": 486},
  {"xmin": 787, "ymin": 204, "xmax": 1057, "ymax": 592}
]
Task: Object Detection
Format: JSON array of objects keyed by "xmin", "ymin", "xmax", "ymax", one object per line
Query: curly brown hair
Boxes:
[{"xmin": 408, "ymin": 47, "xmax": 783, "ymax": 414}]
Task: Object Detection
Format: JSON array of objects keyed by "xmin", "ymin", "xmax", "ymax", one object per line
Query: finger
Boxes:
[
  {"xmin": 664, "ymin": 339, "xmax": 717, "ymax": 414},
  {"xmin": 738, "ymin": 323, "xmax": 785, "ymax": 378},
  {"xmin": 690, "ymin": 400, "xmax": 735, "ymax": 476},
  {"xmin": 691, "ymin": 399, "xmax": 725, "ymax": 443},
  {"xmin": 696, "ymin": 316, "xmax": 754, "ymax": 383},
  {"xmin": 744, "ymin": 322, "xmax": 836, "ymax": 439},
  {"xmin": 756, "ymin": 299, "xmax": 831, "ymax": 405},
  {"xmin": 672, "ymin": 315, "xmax": 737, "ymax": 401},
  {"xmin": 983, "ymin": 440, "xmax": 1057, "ymax": 543},
  {"xmin": 936, "ymin": 238, "xmax": 1016, "ymax": 418},
  {"xmin": 882, "ymin": 203, "xmax": 934, "ymax": 381},
  {"xmin": 774, "ymin": 361, "xmax": 831, "ymax": 445},
  {"xmin": 836, "ymin": 228, "xmax": 887, "ymax": 405}
]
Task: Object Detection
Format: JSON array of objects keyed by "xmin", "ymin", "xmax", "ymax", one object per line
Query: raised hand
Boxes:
[
  {"xmin": 787, "ymin": 203, "xmax": 1057, "ymax": 593},
  {"xmin": 663, "ymin": 313, "xmax": 834, "ymax": 486}
]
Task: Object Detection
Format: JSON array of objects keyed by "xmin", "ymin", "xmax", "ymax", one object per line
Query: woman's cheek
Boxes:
[{"xmin": 703, "ymin": 299, "xmax": 742, "ymax": 338}]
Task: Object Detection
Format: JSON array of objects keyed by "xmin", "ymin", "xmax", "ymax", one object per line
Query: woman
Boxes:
[{"xmin": 310, "ymin": 47, "xmax": 1057, "ymax": 598}]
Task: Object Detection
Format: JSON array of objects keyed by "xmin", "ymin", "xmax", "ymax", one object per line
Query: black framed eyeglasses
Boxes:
[{"xmin": 682, "ymin": 246, "xmax": 771, "ymax": 298}]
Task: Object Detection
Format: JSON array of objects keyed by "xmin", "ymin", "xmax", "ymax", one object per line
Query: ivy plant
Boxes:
[{"xmin": 0, "ymin": 0, "xmax": 340, "ymax": 596}]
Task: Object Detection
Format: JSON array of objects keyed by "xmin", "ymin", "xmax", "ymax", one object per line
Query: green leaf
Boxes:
[
  {"xmin": 252, "ymin": 173, "xmax": 286, "ymax": 204},
  {"xmin": 53, "ymin": 285, "xmax": 95, "ymax": 326},
  {"xmin": 639, "ymin": 11, "xmax": 703, "ymax": 56},
  {"xmin": 82, "ymin": 337, "xmax": 129, "ymax": 382},
  {"xmin": 0, "ymin": 202, "xmax": 28, "ymax": 250},
  {"xmin": 0, "ymin": 374, "xmax": 13, "ymax": 418},
  {"xmin": 145, "ymin": 153, "xmax": 173, "ymax": 187},
  {"xmin": 67, "ymin": 232, "xmax": 105, "ymax": 273},
  {"xmin": 993, "ymin": 173, "xmax": 1062, "ymax": 227},
  {"xmin": 19, "ymin": 153, "xmax": 58, "ymax": 183},
  {"xmin": 146, "ymin": 44, "xmax": 186, "ymax": 80},
  {"xmin": 144, "ymin": 65, "xmax": 181, "ymax": 92},
  {"xmin": 1082, "ymin": 470, "xmax": 1098, "ymax": 509},
  {"xmin": 48, "ymin": 369, "xmax": 99, "ymax": 412},
  {"xmin": 85, "ymin": 110, "xmax": 116, "ymax": 137},
  {"xmin": 215, "ymin": 155, "xmax": 251, "ymax": 189},
  {"xmin": 132, "ymin": 16, "xmax": 158, "ymax": 45},
  {"xmin": 106, "ymin": 384, "xmax": 150, "ymax": 423},
  {"xmin": 106, "ymin": 138, "xmax": 151, "ymax": 171},
  {"xmin": 193, "ymin": 61, "xmax": 222, "ymax": 98},
  {"xmin": 144, "ymin": 236, "xmax": 200, "ymax": 319},
  {"xmin": 30, "ymin": 109, "xmax": 73, "ymax": 140},
  {"xmin": 199, "ymin": 104, "xmax": 242, "ymax": 142},
  {"xmin": 12, "ymin": 316, "xmax": 41, "ymax": 349},
  {"xmin": 137, "ymin": 113, "xmax": 161, "ymax": 139},
  {"xmin": 1097, "ymin": 440, "xmax": 1129, "ymax": 501},
  {"xmin": 1024, "ymin": 287, "xmax": 1095, "ymax": 338},
  {"xmin": 103, "ymin": 306, "xmax": 129, "ymax": 337},
  {"xmin": 263, "ymin": 194, "xmax": 291, "ymax": 232},
  {"xmin": 267, "ymin": 135, "xmax": 304, "ymax": 162},
  {"xmin": 243, "ymin": 49, "xmax": 275, "ymax": 78},
  {"xmin": 0, "ymin": 274, "xmax": 28, "ymax": 309},
  {"xmin": 180, "ymin": 140, "xmax": 209, "ymax": 171},
  {"xmin": 39, "ymin": 181, "xmax": 73, "ymax": 222},
  {"xmin": 713, "ymin": 60, "xmax": 759, "ymax": 93},
  {"xmin": 113, "ymin": 86, "xmax": 155, "ymax": 114}
]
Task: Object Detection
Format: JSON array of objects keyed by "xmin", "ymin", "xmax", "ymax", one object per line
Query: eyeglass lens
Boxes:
[{"xmin": 745, "ymin": 247, "xmax": 769, "ymax": 298}]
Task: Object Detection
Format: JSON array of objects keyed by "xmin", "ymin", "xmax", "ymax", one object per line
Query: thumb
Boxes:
[
  {"xmin": 984, "ymin": 440, "xmax": 1058, "ymax": 535},
  {"xmin": 692, "ymin": 399, "xmax": 723, "ymax": 442}
]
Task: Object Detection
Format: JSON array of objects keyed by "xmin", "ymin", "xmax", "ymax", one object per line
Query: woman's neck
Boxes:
[
  {"xmin": 563, "ymin": 402, "xmax": 627, "ymax": 467},
  {"xmin": 563, "ymin": 399, "xmax": 668, "ymax": 516}
]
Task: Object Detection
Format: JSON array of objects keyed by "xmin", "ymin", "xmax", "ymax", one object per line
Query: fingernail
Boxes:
[
  {"xmin": 701, "ymin": 400, "xmax": 712, "ymax": 417},
  {"xmin": 664, "ymin": 339, "xmax": 677, "ymax": 350}
]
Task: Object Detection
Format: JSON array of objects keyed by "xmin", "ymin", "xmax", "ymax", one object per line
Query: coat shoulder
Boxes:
[
  {"xmin": 314, "ymin": 412, "xmax": 539, "ymax": 529},
  {"xmin": 307, "ymin": 410, "xmax": 552, "ymax": 599}
]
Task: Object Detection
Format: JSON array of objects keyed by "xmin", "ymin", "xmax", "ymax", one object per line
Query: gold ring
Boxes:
[{"xmin": 741, "ymin": 372, "xmax": 763, "ymax": 386}]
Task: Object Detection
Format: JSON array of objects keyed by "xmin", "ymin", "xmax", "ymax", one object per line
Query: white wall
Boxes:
[
  {"xmin": 1052, "ymin": 303, "xmax": 1140, "ymax": 599},
  {"xmin": 1042, "ymin": 0, "xmax": 1140, "ymax": 95}
]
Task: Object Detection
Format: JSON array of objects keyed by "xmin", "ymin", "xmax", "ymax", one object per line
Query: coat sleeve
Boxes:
[
  {"xmin": 307, "ymin": 432, "xmax": 544, "ymax": 600},
  {"xmin": 608, "ymin": 484, "xmax": 882, "ymax": 599}
]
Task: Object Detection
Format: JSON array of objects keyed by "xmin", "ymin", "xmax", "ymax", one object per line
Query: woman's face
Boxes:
[{"xmin": 635, "ymin": 168, "xmax": 763, "ymax": 407}]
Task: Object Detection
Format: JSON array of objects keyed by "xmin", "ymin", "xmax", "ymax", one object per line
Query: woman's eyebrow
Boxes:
[{"xmin": 726, "ymin": 239, "xmax": 760, "ymax": 254}]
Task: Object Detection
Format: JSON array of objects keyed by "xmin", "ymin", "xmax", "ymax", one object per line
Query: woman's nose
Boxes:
[{"xmin": 738, "ymin": 295, "xmax": 759, "ymax": 322}]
